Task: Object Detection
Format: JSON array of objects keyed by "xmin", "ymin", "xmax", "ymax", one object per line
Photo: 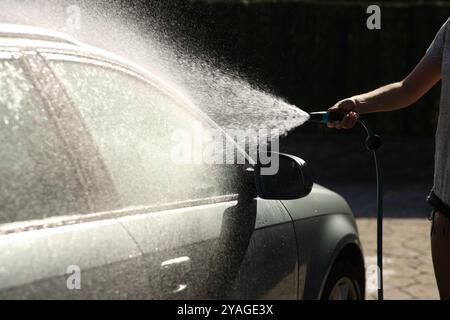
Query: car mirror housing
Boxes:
[{"xmin": 254, "ymin": 153, "xmax": 313, "ymax": 200}]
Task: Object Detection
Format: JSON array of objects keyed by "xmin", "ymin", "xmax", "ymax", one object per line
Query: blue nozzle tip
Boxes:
[{"xmin": 309, "ymin": 111, "xmax": 329, "ymax": 123}]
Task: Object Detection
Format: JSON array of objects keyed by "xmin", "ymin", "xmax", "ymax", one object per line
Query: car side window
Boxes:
[
  {"xmin": 0, "ymin": 59, "xmax": 90, "ymax": 225},
  {"xmin": 50, "ymin": 60, "xmax": 239, "ymax": 208}
]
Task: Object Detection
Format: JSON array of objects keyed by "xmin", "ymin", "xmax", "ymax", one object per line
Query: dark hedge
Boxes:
[{"xmin": 159, "ymin": 1, "xmax": 450, "ymax": 136}]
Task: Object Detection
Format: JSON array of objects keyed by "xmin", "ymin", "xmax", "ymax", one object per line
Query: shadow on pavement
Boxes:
[{"xmin": 280, "ymin": 131, "xmax": 435, "ymax": 218}]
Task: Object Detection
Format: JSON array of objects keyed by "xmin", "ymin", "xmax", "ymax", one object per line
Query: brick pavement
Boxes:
[{"xmin": 356, "ymin": 218, "xmax": 439, "ymax": 300}]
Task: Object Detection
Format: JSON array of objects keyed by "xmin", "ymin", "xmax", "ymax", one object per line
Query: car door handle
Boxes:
[{"xmin": 160, "ymin": 256, "xmax": 191, "ymax": 298}]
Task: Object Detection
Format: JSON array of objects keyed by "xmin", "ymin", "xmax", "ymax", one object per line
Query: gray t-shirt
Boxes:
[{"xmin": 427, "ymin": 18, "xmax": 450, "ymax": 206}]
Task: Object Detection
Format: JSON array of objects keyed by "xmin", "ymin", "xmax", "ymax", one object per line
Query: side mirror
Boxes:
[{"xmin": 254, "ymin": 153, "xmax": 313, "ymax": 200}]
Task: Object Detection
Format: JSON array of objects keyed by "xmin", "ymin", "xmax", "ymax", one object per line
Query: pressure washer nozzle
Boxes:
[{"xmin": 308, "ymin": 111, "xmax": 347, "ymax": 124}]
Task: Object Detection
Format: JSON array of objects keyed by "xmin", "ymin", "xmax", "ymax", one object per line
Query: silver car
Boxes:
[{"xmin": 0, "ymin": 24, "xmax": 365, "ymax": 300}]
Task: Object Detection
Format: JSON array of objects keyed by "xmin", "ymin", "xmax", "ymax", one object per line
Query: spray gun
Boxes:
[
  {"xmin": 308, "ymin": 110, "xmax": 384, "ymax": 301},
  {"xmin": 309, "ymin": 111, "xmax": 382, "ymax": 150}
]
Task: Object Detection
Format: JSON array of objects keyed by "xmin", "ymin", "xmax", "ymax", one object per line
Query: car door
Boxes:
[
  {"xmin": 44, "ymin": 50, "xmax": 299, "ymax": 299},
  {"xmin": 0, "ymin": 50, "xmax": 149, "ymax": 299}
]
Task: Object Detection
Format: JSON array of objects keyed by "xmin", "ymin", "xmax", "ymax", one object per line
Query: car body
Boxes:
[{"xmin": 0, "ymin": 24, "xmax": 365, "ymax": 300}]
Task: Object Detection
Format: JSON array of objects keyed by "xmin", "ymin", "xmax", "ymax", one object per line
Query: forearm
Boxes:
[
  {"xmin": 352, "ymin": 54, "xmax": 441, "ymax": 115},
  {"xmin": 352, "ymin": 81, "xmax": 416, "ymax": 114}
]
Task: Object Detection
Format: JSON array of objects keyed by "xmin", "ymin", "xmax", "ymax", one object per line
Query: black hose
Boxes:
[
  {"xmin": 308, "ymin": 112, "xmax": 384, "ymax": 300},
  {"xmin": 358, "ymin": 119, "xmax": 383, "ymax": 301}
]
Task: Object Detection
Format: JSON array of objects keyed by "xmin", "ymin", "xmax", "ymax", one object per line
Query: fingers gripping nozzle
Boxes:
[{"xmin": 308, "ymin": 111, "xmax": 382, "ymax": 151}]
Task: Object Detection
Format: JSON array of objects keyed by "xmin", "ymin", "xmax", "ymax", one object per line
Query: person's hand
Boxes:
[{"xmin": 327, "ymin": 97, "xmax": 360, "ymax": 129}]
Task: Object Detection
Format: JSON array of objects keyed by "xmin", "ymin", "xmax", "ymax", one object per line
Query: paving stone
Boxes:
[
  {"xmin": 356, "ymin": 218, "xmax": 439, "ymax": 300},
  {"xmin": 385, "ymin": 288, "xmax": 416, "ymax": 300}
]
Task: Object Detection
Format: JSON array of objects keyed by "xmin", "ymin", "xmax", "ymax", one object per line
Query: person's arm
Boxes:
[{"xmin": 328, "ymin": 53, "xmax": 442, "ymax": 129}]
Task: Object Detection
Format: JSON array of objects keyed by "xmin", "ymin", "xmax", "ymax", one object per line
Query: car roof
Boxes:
[
  {"xmin": 0, "ymin": 24, "xmax": 239, "ymax": 153},
  {"xmin": 0, "ymin": 24, "xmax": 82, "ymax": 46},
  {"xmin": 0, "ymin": 24, "xmax": 201, "ymax": 119}
]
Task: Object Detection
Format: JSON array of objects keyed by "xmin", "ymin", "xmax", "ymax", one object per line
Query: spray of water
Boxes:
[
  {"xmin": 0, "ymin": 0, "xmax": 312, "ymax": 225},
  {"xmin": 0, "ymin": 2, "xmax": 315, "ymax": 294},
  {"xmin": 0, "ymin": 0, "xmax": 310, "ymax": 137}
]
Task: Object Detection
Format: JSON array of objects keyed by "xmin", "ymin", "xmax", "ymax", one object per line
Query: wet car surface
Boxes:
[{"xmin": 0, "ymin": 25, "xmax": 365, "ymax": 300}]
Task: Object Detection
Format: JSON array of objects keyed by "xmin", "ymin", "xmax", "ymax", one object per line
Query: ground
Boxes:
[
  {"xmin": 280, "ymin": 133, "xmax": 439, "ymax": 299},
  {"xmin": 347, "ymin": 182, "xmax": 439, "ymax": 300},
  {"xmin": 357, "ymin": 218, "xmax": 438, "ymax": 300}
]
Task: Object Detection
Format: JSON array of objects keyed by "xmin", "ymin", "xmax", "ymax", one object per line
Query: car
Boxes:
[{"xmin": 0, "ymin": 24, "xmax": 365, "ymax": 300}]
